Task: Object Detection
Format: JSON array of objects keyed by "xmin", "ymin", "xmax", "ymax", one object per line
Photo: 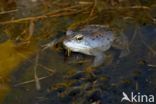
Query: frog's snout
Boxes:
[
  {"xmin": 63, "ymin": 39, "xmax": 68, "ymax": 47},
  {"xmin": 63, "ymin": 39, "xmax": 71, "ymax": 49}
]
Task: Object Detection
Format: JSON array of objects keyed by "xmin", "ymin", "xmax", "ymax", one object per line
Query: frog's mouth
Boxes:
[
  {"xmin": 63, "ymin": 40, "xmax": 91, "ymax": 54},
  {"xmin": 63, "ymin": 41, "xmax": 86, "ymax": 51}
]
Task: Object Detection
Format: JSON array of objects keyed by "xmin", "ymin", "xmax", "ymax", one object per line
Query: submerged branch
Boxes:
[
  {"xmin": 0, "ymin": 5, "xmax": 89, "ymax": 25},
  {"xmin": 88, "ymin": 0, "xmax": 97, "ymax": 17},
  {"xmin": 104, "ymin": 5, "xmax": 151, "ymax": 10},
  {"xmin": 0, "ymin": 9, "xmax": 18, "ymax": 15},
  {"xmin": 14, "ymin": 75, "xmax": 53, "ymax": 87},
  {"xmin": 34, "ymin": 53, "xmax": 41, "ymax": 90},
  {"xmin": 17, "ymin": 51, "xmax": 55, "ymax": 73},
  {"xmin": 138, "ymin": 27, "xmax": 156, "ymax": 55}
]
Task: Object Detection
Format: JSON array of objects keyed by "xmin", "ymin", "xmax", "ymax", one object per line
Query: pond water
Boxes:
[{"xmin": 0, "ymin": 0, "xmax": 156, "ymax": 104}]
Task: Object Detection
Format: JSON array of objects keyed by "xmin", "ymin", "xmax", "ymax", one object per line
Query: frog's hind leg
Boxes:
[
  {"xmin": 112, "ymin": 36, "xmax": 130, "ymax": 58},
  {"xmin": 112, "ymin": 43, "xmax": 129, "ymax": 58},
  {"xmin": 119, "ymin": 48, "xmax": 129, "ymax": 58},
  {"xmin": 93, "ymin": 53, "xmax": 105, "ymax": 67}
]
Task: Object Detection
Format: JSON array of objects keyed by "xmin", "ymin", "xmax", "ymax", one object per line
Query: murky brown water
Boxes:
[
  {"xmin": 0, "ymin": 0, "xmax": 156, "ymax": 104},
  {"xmin": 0, "ymin": 40, "xmax": 37, "ymax": 103}
]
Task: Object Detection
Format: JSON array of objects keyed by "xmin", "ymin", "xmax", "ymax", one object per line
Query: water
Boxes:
[{"xmin": 0, "ymin": 0, "xmax": 156, "ymax": 104}]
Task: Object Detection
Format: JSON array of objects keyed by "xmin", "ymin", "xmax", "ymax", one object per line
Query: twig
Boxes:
[
  {"xmin": 0, "ymin": 11, "xmax": 84, "ymax": 25},
  {"xmin": 41, "ymin": 39, "xmax": 58, "ymax": 51},
  {"xmin": 104, "ymin": 6, "xmax": 151, "ymax": 10},
  {"xmin": 78, "ymin": 1, "xmax": 93, "ymax": 5},
  {"xmin": 45, "ymin": 5, "xmax": 85, "ymax": 15},
  {"xmin": 0, "ymin": 5, "xmax": 88, "ymax": 25},
  {"xmin": 85, "ymin": 0, "xmax": 97, "ymax": 24},
  {"xmin": 0, "ymin": 9, "xmax": 18, "ymax": 15},
  {"xmin": 67, "ymin": 48, "xmax": 72, "ymax": 56},
  {"xmin": 140, "ymin": 37, "xmax": 156, "ymax": 55},
  {"xmin": 68, "ymin": 60, "xmax": 90, "ymax": 64},
  {"xmin": 135, "ymin": 81, "xmax": 139, "ymax": 91},
  {"xmin": 148, "ymin": 64, "xmax": 156, "ymax": 68},
  {"xmin": 88, "ymin": 0, "xmax": 97, "ymax": 17},
  {"xmin": 34, "ymin": 53, "xmax": 41, "ymax": 90},
  {"xmin": 138, "ymin": 27, "xmax": 156, "ymax": 55},
  {"xmin": 68, "ymin": 16, "xmax": 97, "ymax": 29},
  {"xmin": 129, "ymin": 25, "xmax": 138, "ymax": 46},
  {"xmin": 27, "ymin": 20, "xmax": 35, "ymax": 41},
  {"xmin": 14, "ymin": 75, "xmax": 52, "ymax": 87},
  {"xmin": 16, "ymin": 51, "xmax": 55, "ymax": 73}
]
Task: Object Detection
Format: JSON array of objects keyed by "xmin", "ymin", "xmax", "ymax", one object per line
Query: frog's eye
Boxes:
[{"xmin": 74, "ymin": 34, "xmax": 84, "ymax": 40}]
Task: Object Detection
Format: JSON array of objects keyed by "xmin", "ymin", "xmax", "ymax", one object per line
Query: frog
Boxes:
[{"xmin": 63, "ymin": 25, "xmax": 129, "ymax": 67}]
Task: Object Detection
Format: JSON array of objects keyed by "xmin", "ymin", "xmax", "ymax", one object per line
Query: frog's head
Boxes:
[{"xmin": 63, "ymin": 30, "xmax": 92, "ymax": 55}]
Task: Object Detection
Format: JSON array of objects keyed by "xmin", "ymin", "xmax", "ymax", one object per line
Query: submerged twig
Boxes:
[
  {"xmin": 27, "ymin": 20, "xmax": 35, "ymax": 41},
  {"xmin": 78, "ymin": 1, "xmax": 93, "ymax": 5},
  {"xmin": 138, "ymin": 28, "xmax": 156, "ymax": 55},
  {"xmin": 17, "ymin": 51, "xmax": 55, "ymax": 73},
  {"xmin": 104, "ymin": 5, "xmax": 151, "ymax": 10},
  {"xmin": 129, "ymin": 25, "xmax": 138, "ymax": 46},
  {"xmin": 0, "ymin": 5, "xmax": 89, "ymax": 25},
  {"xmin": 34, "ymin": 53, "xmax": 41, "ymax": 90},
  {"xmin": 14, "ymin": 48, "xmax": 56, "ymax": 88},
  {"xmin": 14, "ymin": 75, "xmax": 52, "ymax": 87},
  {"xmin": 147, "ymin": 64, "xmax": 156, "ymax": 68},
  {"xmin": 42, "ymin": 39, "xmax": 58, "ymax": 51},
  {"xmin": 88, "ymin": 0, "xmax": 97, "ymax": 17},
  {"xmin": 86, "ymin": 0, "xmax": 97, "ymax": 24},
  {"xmin": 68, "ymin": 60, "xmax": 90, "ymax": 64},
  {"xmin": 68, "ymin": 16, "xmax": 97, "ymax": 29},
  {"xmin": 0, "ymin": 9, "xmax": 18, "ymax": 15},
  {"xmin": 67, "ymin": 48, "xmax": 71, "ymax": 56},
  {"xmin": 135, "ymin": 81, "xmax": 139, "ymax": 91}
]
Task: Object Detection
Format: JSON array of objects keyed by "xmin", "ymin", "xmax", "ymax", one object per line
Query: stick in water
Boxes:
[{"xmin": 34, "ymin": 53, "xmax": 41, "ymax": 90}]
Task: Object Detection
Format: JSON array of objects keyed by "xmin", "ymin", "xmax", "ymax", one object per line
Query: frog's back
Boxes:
[
  {"xmin": 79, "ymin": 25, "xmax": 112, "ymax": 35},
  {"xmin": 78, "ymin": 25, "xmax": 115, "ymax": 51}
]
